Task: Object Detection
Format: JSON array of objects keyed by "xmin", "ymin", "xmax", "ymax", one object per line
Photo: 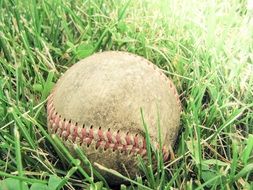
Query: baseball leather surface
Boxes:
[{"xmin": 47, "ymin": 51, "xmax": 181, "ymax": 185}]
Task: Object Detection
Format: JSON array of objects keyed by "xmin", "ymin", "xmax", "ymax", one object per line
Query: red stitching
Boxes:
[
  {"xmin": 46, "ymin": 51, "xmax": 180, "ymax": 160},
  {"xmin": 47, "ymin": 96, "xmax": 171, "ymax": 160}
]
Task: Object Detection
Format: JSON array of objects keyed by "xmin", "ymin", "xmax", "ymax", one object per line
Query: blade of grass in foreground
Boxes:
[
  {"xmin": 55, "ymin": 166, "xmax": 78, "ymax": 190},
  {"xmin": 52, "ymin": 134, "xmax": 94, "ymax": 185},
  {"xmin": 156, "ymin": 107, "xmax": 166, "ymax": 188},
  {"xmin": 241, "ymin": 134, "xmax": 253, "ymax": 165},
  {"xmin": 140, "ymin": 108, "xmax": 155, "ymax": 188},
  {"xmin": 74, "ymin": 144, "xmax": 109, "ymax": 189},
  {"xmin": 229, "ymin": 139, "xmax": 239, "ymax": 181},
  {"xmin": 14, "ymin": 125, "xmax": 24, "ymax": 190},
  {"xmin": 10, "ymin": 107, "xmax": 37, "ymax": 149}
]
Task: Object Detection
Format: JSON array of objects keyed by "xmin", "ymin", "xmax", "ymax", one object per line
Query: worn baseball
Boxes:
[{"xmin": 47, "ymin": 51, "xmax": 181, "ymax": 185}]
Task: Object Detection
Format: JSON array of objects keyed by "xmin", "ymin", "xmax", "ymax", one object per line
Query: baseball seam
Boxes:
[
  {"xmin": 47, "ymin": 94, "xmax": 170, "ymax": 160},
  {"xmin": 47, "ymin": 51, "xmax": 180, "ymax": 161}
]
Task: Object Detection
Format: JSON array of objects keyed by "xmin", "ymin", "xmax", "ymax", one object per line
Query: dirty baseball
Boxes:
[{"xmin": 47, "ymin": 51, "xmax": 181, "ymax": 185}]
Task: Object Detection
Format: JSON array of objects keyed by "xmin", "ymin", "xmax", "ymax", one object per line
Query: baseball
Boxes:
[{"xmin": 47, "ymin": 51, "xmax": 181, "ymax": 185}]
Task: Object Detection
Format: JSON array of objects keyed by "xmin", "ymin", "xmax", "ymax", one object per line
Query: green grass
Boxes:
[{"xmin": 0, "ymin": 0, "xmax": 253, "ymax": 189}]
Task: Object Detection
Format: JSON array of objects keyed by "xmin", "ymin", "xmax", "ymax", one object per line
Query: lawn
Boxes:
[{"xmin": 0, "ymin": 0, "xmax": 253, "ymax": 189}]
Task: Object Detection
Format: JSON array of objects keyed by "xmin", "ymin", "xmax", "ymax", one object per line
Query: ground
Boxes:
[{"xmin": 0, "ymin": 0, "xmax": 253, "ymax": 189}]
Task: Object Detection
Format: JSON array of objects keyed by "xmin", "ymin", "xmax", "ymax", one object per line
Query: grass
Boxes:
[{"xmin": 0, "ymin": 0, "xmax": 253, "ymax": 189}]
